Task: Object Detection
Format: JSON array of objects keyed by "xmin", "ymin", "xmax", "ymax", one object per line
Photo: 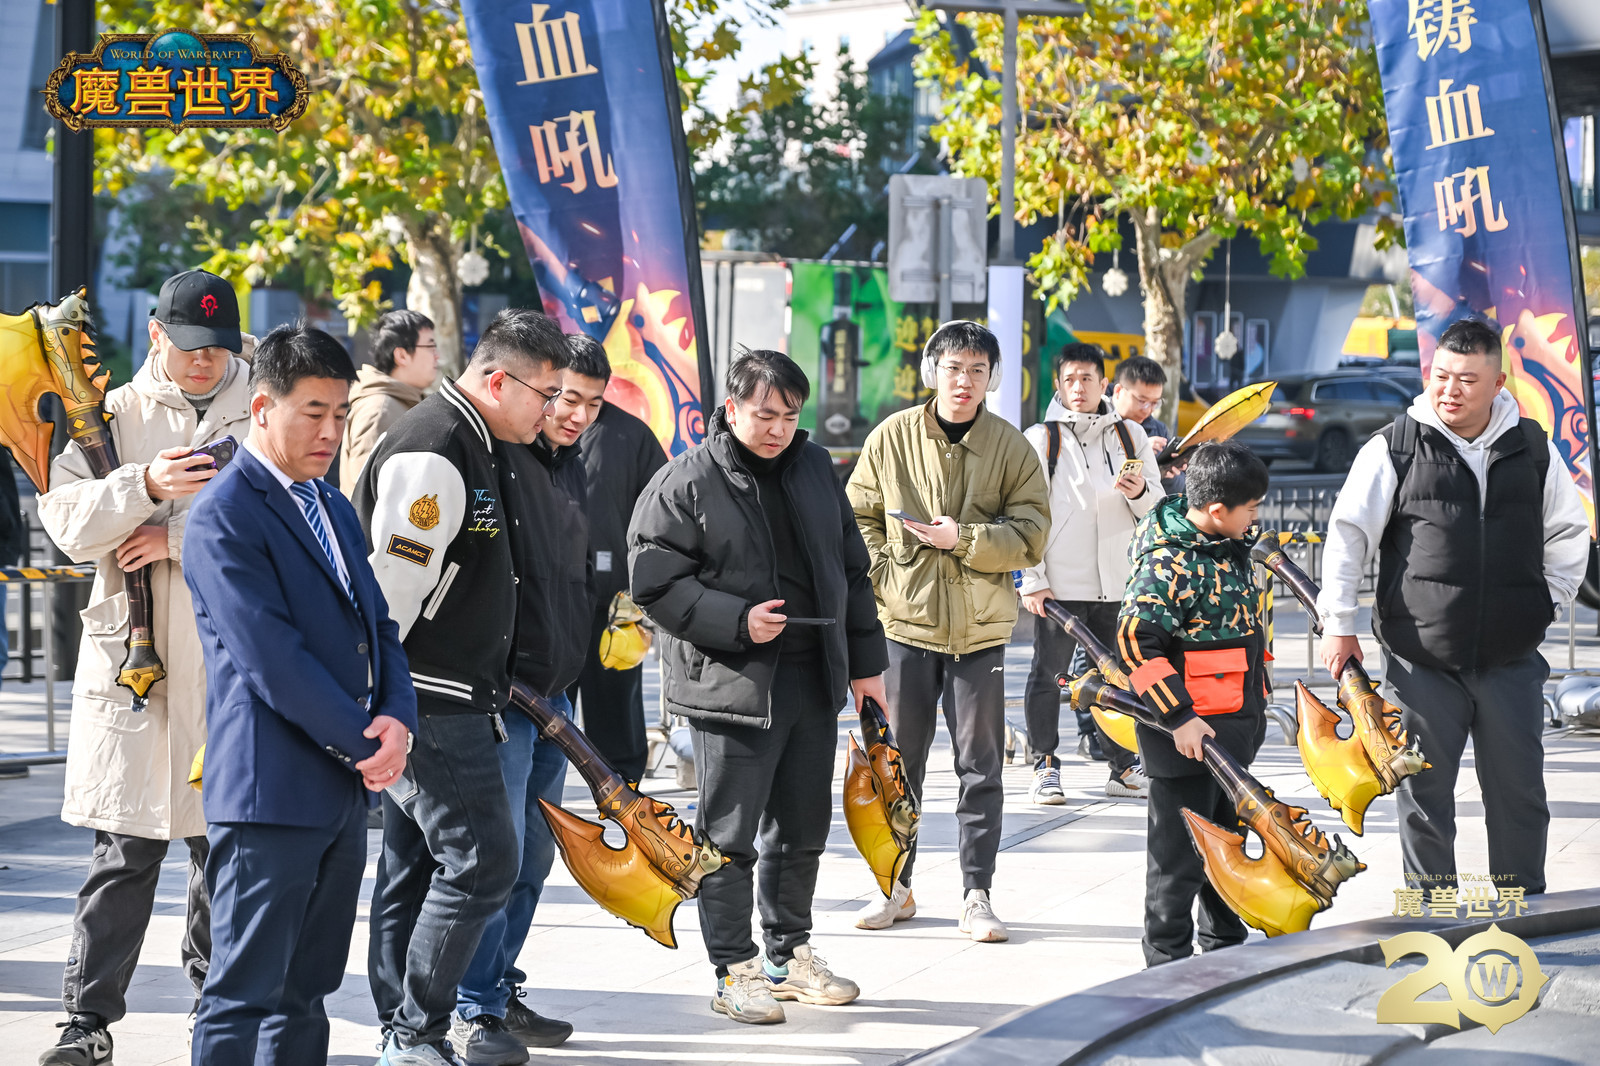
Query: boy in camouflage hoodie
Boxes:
[{"xmin": 1115, "ymin": 441, "xmax": 1272, "ymax": 966}]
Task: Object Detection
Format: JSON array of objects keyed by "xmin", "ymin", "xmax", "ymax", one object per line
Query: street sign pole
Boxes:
[{"xmin": 928, "ymin": 0, "xmax": 1083, "ymax": 425}]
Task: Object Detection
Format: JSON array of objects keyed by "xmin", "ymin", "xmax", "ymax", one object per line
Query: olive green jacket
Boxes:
[{"xmin": 847, "ymin": 400, "xmax": 1049, "ymax": 654}]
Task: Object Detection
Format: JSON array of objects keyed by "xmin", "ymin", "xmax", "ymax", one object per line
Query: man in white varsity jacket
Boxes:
[{"xmin": 354, "ymin": 308, "xmax": 570, "ymax": 1066}]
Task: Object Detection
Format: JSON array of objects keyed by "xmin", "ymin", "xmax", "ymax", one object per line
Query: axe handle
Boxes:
[
  {"xmin": 1042, "ymin": 600, "xmax": 1130, "ymax": 688},
  {"xmin": 507, "ymin": 681, "xmax": 632, "ymax": 808},
  {"xmin": 1252, "ymin": 535, "xmax": 1383, "ymax": 688}
]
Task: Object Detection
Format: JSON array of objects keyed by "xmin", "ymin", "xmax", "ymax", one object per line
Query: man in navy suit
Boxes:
[{"xmin": 184, "ymin": 325, "xmax": 417, "ymax": 1066}]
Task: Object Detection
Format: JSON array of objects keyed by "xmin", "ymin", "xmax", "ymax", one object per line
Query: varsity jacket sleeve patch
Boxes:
[
  {"xmin": 365, "ymin": 450, "xmax": 468, "ymax": 641},
  {"xmin": 1118, "ymin": 555, "xmax": 1198, "ymax": 730}
]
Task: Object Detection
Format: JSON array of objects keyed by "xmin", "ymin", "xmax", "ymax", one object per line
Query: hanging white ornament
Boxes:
[
  {"xmin": 458, "ymin": 251, "xmax": 490, "ymax": 287},
  {"xmin": 380, "ymin": 214, "xmax": 407, "ymax": 244},
  {"xmin": 1215, "ymin": 330, "xmax": 1239, "ymax": 360},
  {"xmin": 1102, "ymin": 248, "xmax": 1129, "ymax": 297},
  {"xmin": 1292, "ymin": 156, "xmax": 1311, "ymax": 183},
  {"xmin": 1215, "ymin": 236, "xmax": 1238, "ymax": 361}
]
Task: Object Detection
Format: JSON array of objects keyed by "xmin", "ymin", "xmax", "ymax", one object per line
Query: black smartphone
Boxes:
[
  {"xmin": 782, "ymin": 617, "xmax": 837, "ymax": 626},
  {"xmin": 188, "ymin": 435, "xmax": 239, "ymax": 471},
  {"xmin": 886, "ymin": 509, "xmax": 925, "ymax": 525}
]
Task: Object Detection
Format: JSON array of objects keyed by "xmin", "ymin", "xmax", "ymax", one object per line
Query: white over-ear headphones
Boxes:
[{"xmin": 920, "ymin": 320, "xmax": 1002, "ymax": 393}]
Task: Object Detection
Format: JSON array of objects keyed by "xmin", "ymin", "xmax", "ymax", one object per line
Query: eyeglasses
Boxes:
[
  {"xmin": 937, "ymin": 362, "xmax": 990, "ymax": 382},
  {"xmin": 412, "ymin": 342, "xmax": 438, "ymax": 350},
  {"xmin": 500, "ymin": 370, "xmax": 561, "ymax": 409}
]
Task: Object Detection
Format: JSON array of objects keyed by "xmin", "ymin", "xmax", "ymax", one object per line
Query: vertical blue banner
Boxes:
[
  {"xmin": 1371, "ymin": 0, "xmax": 1595, "ymax": 531},
  {"xmin": 460, "ymin": 0, "xmax": 710, "ymax": 455}
]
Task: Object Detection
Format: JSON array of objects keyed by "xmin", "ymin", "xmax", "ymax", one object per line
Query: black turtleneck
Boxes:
[
  {"xmin": 935, "ymin": 409, "xmax": 977, "ymax": 445},
  {"xmin": 731, "ymin": 435, "xmax": 820, "ymax": 658}
]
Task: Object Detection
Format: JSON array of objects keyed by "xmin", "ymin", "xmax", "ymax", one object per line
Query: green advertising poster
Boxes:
[{"xmin": 787, "ymin": 262, "xmax": 1042, "ymax": 450}]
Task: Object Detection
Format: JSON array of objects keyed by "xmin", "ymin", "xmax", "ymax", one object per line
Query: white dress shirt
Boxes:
[{"xmin": 244, "ymin": 437, "xmax": 353, "ymax": 592}]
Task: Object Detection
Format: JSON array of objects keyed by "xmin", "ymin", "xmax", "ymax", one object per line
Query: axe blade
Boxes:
[
  {"xmin": 538, "ymin": 798, "xmax": 694, "ymax": 948},
  {"xmin": 1182, "ymin": 808, "xmax": 1327, "ymax": 938},
  {"xmin": 1294, "ymin": 681, "xmax": 1386, "ymax": 836}
]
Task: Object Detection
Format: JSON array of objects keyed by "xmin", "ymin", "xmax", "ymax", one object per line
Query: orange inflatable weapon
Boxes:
[
  {"xmin": 1041, "ymin": 599, "xmax": 1140, "ymax": 753},
  {"xmin": 1250, "ymin": 533, "xmax": 1429, "ymax": 834},
  {"xmin": 1051, "ymin": 606, "xmax": 1364, "ymax": 937},
  {"xmin": 0, "ymin": 289, "xmax": 164, "ymax": 708},
  {"xmin": 843, "ymin": 696, "xmax": 920, "ymax": 896},
  {"xmin": 507, "ymin": 682, "xmax": 727, "ymax": 947},
  {"xmin": 1154, "ymin": 381, "xmax": 1276, "ymax": 468}
]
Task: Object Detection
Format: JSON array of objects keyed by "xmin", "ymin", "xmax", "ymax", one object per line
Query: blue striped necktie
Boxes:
[{"xmin": 289, "ymin": 481, "xmax": 354, "ymax": 602}]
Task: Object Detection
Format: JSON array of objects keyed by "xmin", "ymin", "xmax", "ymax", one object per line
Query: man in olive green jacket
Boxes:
[{"xmin": 846, "ymin": 321, "xmax": 1048, "ymax": 942}]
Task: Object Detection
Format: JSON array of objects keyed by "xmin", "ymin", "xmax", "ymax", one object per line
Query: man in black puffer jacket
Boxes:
[{"xmin": 628, "ymin": 350, "xmax": 887, "ymax": 1027}]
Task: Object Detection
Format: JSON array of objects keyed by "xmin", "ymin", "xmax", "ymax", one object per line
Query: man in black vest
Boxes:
[{"xmin": 1316, "ymin": 319, "xmax": 1588, "ymax": 896}]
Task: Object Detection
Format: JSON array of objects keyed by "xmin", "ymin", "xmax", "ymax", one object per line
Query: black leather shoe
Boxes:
[
  {"xmin": 504, "ymin": 988, "xmax": 573, "ymax": 1048},
  {"xmin": 449, "ymin": 1015, "xmax": 528, "ymax": 1065}
]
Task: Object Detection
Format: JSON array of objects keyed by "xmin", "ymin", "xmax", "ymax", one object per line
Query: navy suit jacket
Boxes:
[{"xmin": 184, "ymin": 447, "xmax": 418, "ymax": 828}]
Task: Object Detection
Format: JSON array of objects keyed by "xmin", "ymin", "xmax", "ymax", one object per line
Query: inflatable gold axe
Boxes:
[
  {"xmin": 507, "ymin": 682, "xmax": 727, "ymax": 947},
  {"xmin": 1250, "ymin": 534, "xmax": 1429, "ymax": 834},
  {"xmin": 1155, "ymin": 381, "xmax": 1277, "ymax": 468},
  {"xmin": 1040, "ymin": 599, "xmax": 1140, "ymax": 753},
  {"xmin": 1065, "ymin": 669, "xmax": 1365, "ymax": 937},
  {"xmin": 0, "ymin": 289, "xmax": 164, "ymax": 708},
  {"xmin": 843, "ymin": 696, "xmax": 920, "ymax": 896}
]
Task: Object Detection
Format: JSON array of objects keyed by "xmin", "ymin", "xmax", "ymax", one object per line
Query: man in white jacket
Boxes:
[
  {"xmin": 1317, "ymin": 319, "xmax": 1588, "ymax": 898},
  {"xmin": 37, "ymin": 270, "xmax": 253, "ymax": 1066},
  {"xmin": 1020, "ymin": 344, "xmax": 1160, "ymax": 803}
]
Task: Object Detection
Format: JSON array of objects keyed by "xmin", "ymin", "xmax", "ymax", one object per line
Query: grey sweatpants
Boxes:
[
  {"xmin": 884, "ymin": 639, "xmax": 1006, "ymax": 892},
  {"xmin": 63, "ymin": 831, "xmax": 211, "ymax": 1024},
  {"xmin": 1385, "ymin": 650, "xmax": 1550, "ymax": 894}
]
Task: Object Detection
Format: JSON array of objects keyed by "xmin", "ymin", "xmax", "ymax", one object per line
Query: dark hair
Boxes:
[
  {"xmin": 925, "ymin": 320, "xmax": 1001, "ymax": 375},
  {"xmin": 469, "ymin": 308, "xmax": 569, "ymax": 374},
  {"xmin": 564, "ymin": 333, "xmax": 612, "ymax": 383},
  {"xmin": 249, "ymin": 324, "xmax": 356, "ymax": 397},
  {"xmin": 1437, "ymin": 318, "xmax": 1501, "ymax": 364},
  {"xmin": 1053, "ymin": 342, "xmax": 1106, "ymax": 381},
  {"xmin": 1185, "ymin": 441, "xmax": 1270, "ymax": 511},
  {"xmin": 1115, "ymin": 355, "xmax": 1167, "ymax": 388},
  {"xmin": 727, "ymin": 348, "xmax": 810, "ymax": 408},
  {"xmin": 370, "ymin": 309, "xmax": 433, "ymax": 374}
]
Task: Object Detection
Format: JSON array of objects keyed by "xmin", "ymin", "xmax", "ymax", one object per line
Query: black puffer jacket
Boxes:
[
  {"xmin": 504, "ymin": 435, "xmax": 590, "ymax": 699},
  {"xmin": 627, "ymin": 409, "xmax": 888, "ymax": 726},
  {"xmin": 580, "ymin": 402, "xmax": 666, "ymax": 606}
]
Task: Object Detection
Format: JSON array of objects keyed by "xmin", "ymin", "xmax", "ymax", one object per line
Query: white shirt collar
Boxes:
[{"xmin": 245, "ymin": 436, "xmax": 299, "ymax": 490}]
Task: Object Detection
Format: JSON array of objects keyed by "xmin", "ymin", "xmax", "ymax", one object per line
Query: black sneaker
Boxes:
[
  {"xmin": 39, "ymin": 1013, "xmax": 112, "ymax": 1066},
  {"xmin": 448, "ymin": 1013, "xmax": 529, "ymax": 1066},
  {"xmin": 503, "ymin": 987, "xmax": 573, "ymax": 1047}
]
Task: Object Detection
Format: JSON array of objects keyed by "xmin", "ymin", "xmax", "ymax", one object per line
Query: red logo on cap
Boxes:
[{"xmin": 200, "ymin": 294, "xmax": 218, "ymax": 318}]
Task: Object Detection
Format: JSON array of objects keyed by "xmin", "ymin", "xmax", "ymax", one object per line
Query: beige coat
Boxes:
[
  {"xmin": 38, "ymin": 353, "xmax": 253, "ymax": 839},
  {"xmin": 847, "ymin": 401, "xmax": 1049, "ymax": 655},
  {"xmin": 339, "ymin": 366, "xmax": 424, "ymax": 496}
]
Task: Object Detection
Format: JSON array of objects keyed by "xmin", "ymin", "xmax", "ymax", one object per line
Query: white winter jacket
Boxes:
[
  {"xmin": 1019, "ymin": 396, "xmax": 1161, "ymax": 602},
  {"xmin": 38, "ymin": 351, "xmax": 253, "ymax": 839}
]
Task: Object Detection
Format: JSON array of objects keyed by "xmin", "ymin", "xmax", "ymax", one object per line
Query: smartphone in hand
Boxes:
[
  {"xmin": 187, "ymin": 435, "xmax": 239, "ymax": 472},
  {"xmin": 887, "ymin": 509, "xmax": 926, "ymax": 525},
  {"xmin": 1118, "ymin": 458, "xmax": 1143, "ymax": 480}
]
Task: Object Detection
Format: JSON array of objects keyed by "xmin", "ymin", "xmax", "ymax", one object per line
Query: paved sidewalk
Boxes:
[{"xmin": 3, "ymin": 602, "xmax": 1599, "ymax": 1065}]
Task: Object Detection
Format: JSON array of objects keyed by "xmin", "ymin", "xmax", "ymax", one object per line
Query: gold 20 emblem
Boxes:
[
  {"xmin": 1377, "ymin": 924, "xmax": 1547, "ymax": 1033},
  {"xmin": 409, "ymin": 494, "xmax": 441, "ymax": 530}
]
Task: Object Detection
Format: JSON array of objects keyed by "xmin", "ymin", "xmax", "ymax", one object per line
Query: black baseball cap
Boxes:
[{"xmin": 152, "ymin": 270, "xmax": 243, "ymax": 354}]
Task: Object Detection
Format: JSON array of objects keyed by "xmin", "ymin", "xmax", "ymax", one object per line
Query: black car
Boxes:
[{"xmin": 1234, "ymin": 371, "xmax": 1419, "ymax": 472}]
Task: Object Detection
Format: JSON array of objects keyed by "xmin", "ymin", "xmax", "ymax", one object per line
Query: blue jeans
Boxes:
[{"xmin": 456, "ymin": 693, "xmax": 572, "ymax": 1020}]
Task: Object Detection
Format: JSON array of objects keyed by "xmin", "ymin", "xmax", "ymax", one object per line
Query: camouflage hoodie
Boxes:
[{"xmin": 1116, "ymin": 495, "xmax": 1269, "ymax": 777}]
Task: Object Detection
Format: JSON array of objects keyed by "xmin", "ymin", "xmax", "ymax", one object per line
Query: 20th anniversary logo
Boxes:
[{"xmin": 1377, "ymin": 924, "xmax": 1548, "ymax": 1033}]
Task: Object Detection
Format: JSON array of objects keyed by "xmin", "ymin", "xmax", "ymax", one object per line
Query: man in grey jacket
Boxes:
[
  {"xmin": 628, "ymin": 350, "xmax": 887, "ymax": 1026},
  {"xmin": 1317, "ymin": 318, "xmax": 1588, "ymax": 897}
]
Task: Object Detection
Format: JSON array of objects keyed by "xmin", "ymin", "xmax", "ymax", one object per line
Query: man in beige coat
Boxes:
[
  {"xmin": 37, "ymin": 270, "xmax": 253, "ymax": 1066},
  {"xmin": 338, "ymin": 309, "xmax": 436, "ymax": 496}
]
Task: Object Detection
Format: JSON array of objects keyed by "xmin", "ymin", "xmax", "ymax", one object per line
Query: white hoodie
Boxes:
[
  {"xmin": 1019, "ymin": 395, "xmax": 1161, "ymax": 602},
  {"xmin": 1316, "ymin": 388, "xmax": 1590, "ymax": 637}
]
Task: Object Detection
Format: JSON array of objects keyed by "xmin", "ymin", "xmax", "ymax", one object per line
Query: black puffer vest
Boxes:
[{"xmin": 1375, "ymin": 412, "xmax": 1551, "ymax": 672}]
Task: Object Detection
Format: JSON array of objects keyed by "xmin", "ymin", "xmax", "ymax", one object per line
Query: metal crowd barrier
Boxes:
[{"xmin": 0, "ymin": 562, "xmax": 98, "ymax": 771}]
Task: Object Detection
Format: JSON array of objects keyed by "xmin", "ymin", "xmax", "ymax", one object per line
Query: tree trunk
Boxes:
[
  {"xmin": 404, "ymin": 220, "xmax": 465, "ymax": 378},
  {"xmin": 1130, "ymin": 208, "xmax": 1218, "ymax": 430}
]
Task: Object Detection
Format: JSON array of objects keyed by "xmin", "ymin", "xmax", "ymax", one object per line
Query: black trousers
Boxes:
[
  {"xmin": 884, "ymin": 639, "xmax": 1006, "ymax": 892},
  {"xmin": 1143, "ymin": 773, "xmax": 1247, "ymax": 967},
  {"xmin": 689, "ymin": 656, "xmax": 836, "ymax": 974},
  {"xmin": 63, "ymin": 831, "xmax": 211, "ymax": 1024},
  {"xmin": 567, "ymin": 601, "xmax": 649, "ymax": 783},
  {"xmin": 1387, "ymin": 650, "xmax": 1550, "ymax": 893},
  {"xmin": 1022, "ymin": 599, "xmax": 1136, "ymax": 773}
]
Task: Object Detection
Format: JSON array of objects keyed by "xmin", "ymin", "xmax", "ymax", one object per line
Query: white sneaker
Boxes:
[
  {"xmin": 765, "ymin": 944, "xmax": 860, "ymax": 1005},
  {"xmin": 959, "ymin": 888, "xmax": 1009, "ymax": 943},
  {"xmin": 855, "ymin": 881, "xmax": 916, "ymax": 929},
  {"xmin": 1106, "ymin": 762, "xmax": 1150, "ymax": 799},
  {"xmin": 1030, "ymin": 755, "xmax": 1066, "ymax": 805},
  {"xmin": 711, "ymin": 956, "xmax": 785, "ymax": 1024}
]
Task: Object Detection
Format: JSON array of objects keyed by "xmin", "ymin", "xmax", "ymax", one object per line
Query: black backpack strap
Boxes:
[
  {"xmin": 1519, "ymin": 417, "xmax": 1551, "ymax": 485},
  {"xmin": 1383, "ymin": 411, "xmax": 1417, "ymax": 492},
  {"xmin": 1113, "ymin": 418, "xmax": 1137, "ymax": 462},
  {"xmin": 1047, "ymin": 422, "xmax": 1061, "ymax": 479}
]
